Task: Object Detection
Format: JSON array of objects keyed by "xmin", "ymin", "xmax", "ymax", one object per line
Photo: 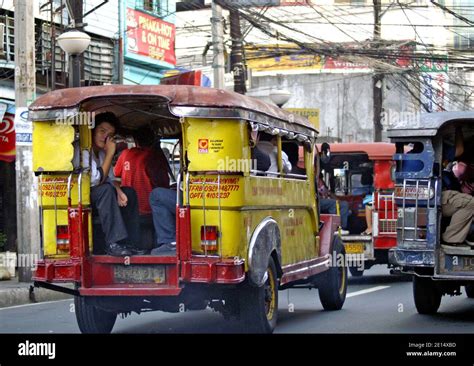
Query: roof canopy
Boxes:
[{"xmin": 29, "ymin": 85, "xmax": 317, "ymax": 137}]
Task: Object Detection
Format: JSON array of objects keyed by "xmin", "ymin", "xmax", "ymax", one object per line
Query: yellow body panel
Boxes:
[
  {"xmin": 38, "ymin": 174, "xmax": 91, "ymax": 208},
  {"xmin": 185, "ymin": 118, "xmax": 319, "ymax": 268},
  {"xmin": 33, "ymin": 122, "xmax": 75, "ymax": 172},
  {"xmin": 185, "ymin": 118, "xmax": 250, "ymax": 173}
]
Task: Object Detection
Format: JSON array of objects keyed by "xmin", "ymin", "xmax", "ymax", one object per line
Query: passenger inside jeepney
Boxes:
[
  {"xmin": 249, "ymin": 130, "xmax": 271, "ymax": 174},
  {"xmin": 257, "ymin": 133, "xmax": 292, "ymax": 174},
  {"xmin": 441, "ymin": 127, "xmax": 474, "ymax": 246},
  {"xmin": 283, "ymin": 141, "xmax": 306, "ymax": 176},
  {"xmin": 88, "ymin": 112, "xmax": 141, "ymax": 257},
  {"xmin": 317, "ymin": 172, "xmax": 350, "ymax": 235},
  {"xmin": 114, "ymin": 127, "xmax": 170, "ymax": 254}
]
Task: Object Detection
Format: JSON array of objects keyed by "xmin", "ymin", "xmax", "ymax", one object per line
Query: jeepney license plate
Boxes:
[
  {"xmin": 345, "ymin": 243, "xmax": 365, "ymax": 254},
  {"xmin": 114, "ymin": 265, "xmax": 166, "ymax": 284}
]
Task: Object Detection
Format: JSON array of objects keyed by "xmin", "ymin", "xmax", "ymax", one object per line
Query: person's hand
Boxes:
[
  {"xmin": 104, "ymin": 135, "xmax": 116, "ymax": 157},
  {"xmin": 117, "ymin": 189, "xmax": 128, "ymax": 207}
]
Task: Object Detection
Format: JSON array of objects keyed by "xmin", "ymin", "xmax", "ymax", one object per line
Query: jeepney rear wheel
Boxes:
[
  {"xmin": 239, "ymin": 257, "xmax": 278, "ymax": 333},
  {"xmin": 319, "ymin": 237, "xmax": 347, "ymax": 310},
  {"xmin": 413, "ymin": 276, "xmax": 441, "ymax": 314},
  {"xmin": 349, "ymin": 266, "xmax": 364, "ymax": 277},
  {"xmin": 465, "ymin": 285, "xmax": 474, "ymax": 298},
  {"xmin": 74, "ymin": 296, "xmax": 117, "ymax": 334}
]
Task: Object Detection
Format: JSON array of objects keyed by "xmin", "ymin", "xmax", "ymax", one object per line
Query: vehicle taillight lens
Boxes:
[
  {"xmin": 56, "ymin": 226, "xmax": 69, "ymax": 252},
  {"xmin": 201, "ymin": 226, "xmax": 218, "ymax": 251}
]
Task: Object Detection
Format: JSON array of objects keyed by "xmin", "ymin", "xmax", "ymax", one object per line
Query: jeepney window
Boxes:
[
  {"xmin": 395, "ymin": 141, "xmax": 425, "ymax": 173},
  {"xmin": 250, "ymin": 131, "xmax": 308, "ymax": 179},
  {"xmin": 334, "ymin": 168, "xmax": 347, "ymax": 196}
]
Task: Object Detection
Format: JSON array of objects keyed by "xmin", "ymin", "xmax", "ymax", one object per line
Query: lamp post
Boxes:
[
  {"xmin": 269, "ymin": 89, "xmax": 292, "ymax": 108},
  {"xmin": 57, "ymin": 30, "xmax": 91, "ymax": 87}
]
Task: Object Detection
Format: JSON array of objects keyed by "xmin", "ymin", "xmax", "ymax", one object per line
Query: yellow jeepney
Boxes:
[{"xmin": 30, "ymin": 85, "xmax": 347, "ymax": 333}]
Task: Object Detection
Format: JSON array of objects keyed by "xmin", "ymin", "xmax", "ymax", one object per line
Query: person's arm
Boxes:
[
  {"xmin": 282, "ymin": 151, "xmax": 292, "ymax": 173},
  {"xmin": 99, "ymin": 136, "xmax": 116, "ymax": 184}
]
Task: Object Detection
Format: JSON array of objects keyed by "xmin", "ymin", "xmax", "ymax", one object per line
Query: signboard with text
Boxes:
[
  {"xmin": 126, "ymin": 8, "xmax": 176, "ymax": 66},
  {"xmin": 0, "ymin": 112, "xmax": 15, "ymax": 162}
]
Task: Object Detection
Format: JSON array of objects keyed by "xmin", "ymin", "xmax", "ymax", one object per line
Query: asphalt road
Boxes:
[{"xmin": 1, "ymin": 265, "xmax": 474, "ymax": 334}]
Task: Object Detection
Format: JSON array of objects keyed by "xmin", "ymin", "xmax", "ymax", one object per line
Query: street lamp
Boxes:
[
  {"xmin": 57, "ymin": 30, "xmax": 91, "ymax": 87},
  {"xmin": 269, "ymin": 89, "xmax": 292, "ymax": 108}
]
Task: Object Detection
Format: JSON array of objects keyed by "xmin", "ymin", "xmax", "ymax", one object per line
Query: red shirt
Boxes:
[{"xmin": 114, "ymin": 147, "xmax": 169, "ymax": 215}]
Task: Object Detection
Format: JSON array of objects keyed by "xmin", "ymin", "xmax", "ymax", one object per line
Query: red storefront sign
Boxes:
[
  {"xmin": 126, "ymin": 8, "xmax": 176, "ymax": 65},
  {"xmin": 0, "ymin": 113, "xmax": 15, "ymax": 162}
]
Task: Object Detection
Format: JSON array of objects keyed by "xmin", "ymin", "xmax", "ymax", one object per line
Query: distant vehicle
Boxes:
[{"xmin": 318, "ymin": 143, "xmax": 397, "ymax": 277}]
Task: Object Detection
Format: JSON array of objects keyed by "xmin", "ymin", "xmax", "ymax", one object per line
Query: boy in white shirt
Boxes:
[{"xmin": 86, "ymin": 112, "xmax": 140, "ymax": 256}]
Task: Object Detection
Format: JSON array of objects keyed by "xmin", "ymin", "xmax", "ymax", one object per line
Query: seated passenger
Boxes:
[
  {"xmin": 360, "ymin": 172, "xmax": 374, "ymax": 235},
  {"xmin": 114, "ymin": 126, "xmax": 169, "ymax": 216},
  {"xmin": 250, "ymin": 130, "xmax": 271, "ymax": 173},
  {"xmin": 441, "ymin": 133, "xmax": 474, "ymax": 246},
  {"xmin": 86, "ymin": 112, "xmax": 140, "ymax": 256},
  {"xmin": 283, "ymin": 142, "xmax": 306, "ymax": 175},
  {"xmin": 257, "ymin": 134, "xmax": 292, "ymax": 174},
  {"xmin": 317, "ymin": 173, "xmax": 350, "ymax": 235}
]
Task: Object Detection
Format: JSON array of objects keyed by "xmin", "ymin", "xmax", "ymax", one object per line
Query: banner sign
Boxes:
[{"xmin": 126, "ymin": 8, "xmax": 176, "ymax": 65}]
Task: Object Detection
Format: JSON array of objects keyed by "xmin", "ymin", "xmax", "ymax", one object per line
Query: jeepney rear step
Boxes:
[
  {"xmin": 91, "ymin": 255, "xmax": 178, "ymax": 264},
  {"xmin": 79, "ymin": 284, "xmax": 182, "ymax": 296},
  {"xmin": 342, "ymin": 235, "xmax": 371, "ymax": 242},
  {"xmin": 441, "ymin": 245, "xmax": 474, "ymax": 256}
]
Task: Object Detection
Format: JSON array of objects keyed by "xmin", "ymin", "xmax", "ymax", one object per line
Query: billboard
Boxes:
[{"xmin": 126, "ymin": 7, "xmax": 176, "ymax": 66}]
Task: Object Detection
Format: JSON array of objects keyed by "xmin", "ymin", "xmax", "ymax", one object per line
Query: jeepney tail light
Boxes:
[
  {"xmin": 56, "ymin": 225, "xmax": 69, "ymax": 252},
  {"xmin": 201, "ymin": 226, "xmax": 218, "ymax": 251}
]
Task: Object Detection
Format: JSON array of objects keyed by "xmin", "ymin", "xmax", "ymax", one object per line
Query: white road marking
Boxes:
[
  {"xmin": 346, "ymin": 285, "xmax": 390, "ymax": 298},
  {"xmin": 0, "ymin": 299, "xmax": 72, "ymax": 311}
]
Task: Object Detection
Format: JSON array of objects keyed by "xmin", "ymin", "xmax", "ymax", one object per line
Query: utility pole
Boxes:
[
  {"xmin": 373, "ymin": 0, "xmax": 383, "ymax": 142},
  {"xmin": 14, "ymin": 0, "xmax": 39, "ymax": 282},
  {"xmin": 68, "ymin": 0, "xmax": 84, "ymax": 87},
  {"xmin": 229, "ymin": 8, "xmax": 246, "ymax": 94},
  {"xmin": 211, "ymin": 1, "xmax": 225, "ymax": 89}
]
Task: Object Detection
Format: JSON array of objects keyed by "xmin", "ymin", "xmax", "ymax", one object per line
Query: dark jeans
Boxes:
[
  {"xmin": 91, "ymin": 183, "xmax": 140, "ymax": 246},
  {"xmin": 150, "ymin": 187, "xmax": 177, "ymax": 246},
  {"xmin": 320, "ymin": 198, "xmax": 349, "ymax": 229}
]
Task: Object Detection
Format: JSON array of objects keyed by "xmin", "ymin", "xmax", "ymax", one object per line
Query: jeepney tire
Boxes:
[
  {"xmin": 413, "ymin": 276, "xmax": 441, "ymax": 315},
  {"xmin": 349, "ymin": 266, "xmax": 364, "ymax": 277},
  {"xmin": 319, "ymin": 237, "xmax": 347, "ymax": 311},
  {"xmin": 239, "ymin": 257, "xmax": 278, "ymax": 333},
  {"xmin": 74, "ymin": 296, "xmax": 117, "ymax": 334},
  {"xmin": 465, "ymin": 285, "xmax": 474, "ymax": 298}
]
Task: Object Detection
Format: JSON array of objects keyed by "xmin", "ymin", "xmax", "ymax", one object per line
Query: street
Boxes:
[{"xmin": 1, "ymin": 266, "xmax": 474, "ymax": 334}]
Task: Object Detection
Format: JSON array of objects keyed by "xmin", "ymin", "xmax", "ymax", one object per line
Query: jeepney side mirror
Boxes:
[{"xmin": 320, "ymin": 142, "xmax": 331, "ymax": 164}]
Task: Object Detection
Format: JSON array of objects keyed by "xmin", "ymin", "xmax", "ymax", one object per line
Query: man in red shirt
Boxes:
[{"xmin": 114, "ymin": 127, "xmax": 170, "ymax": 216}]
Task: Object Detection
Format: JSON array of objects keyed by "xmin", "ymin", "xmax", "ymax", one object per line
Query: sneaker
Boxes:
[
  {"xmin": 127, "ymin": 246, "xmax": 150, "ymax": 255},
  {"xmin": 465, "ymin": 239, "xmax": 474, "ymax": 247},
  {"xmin": 334, "ymin": 229, "xmax": 350, "ymax": 236},
  {"xmin": 151, "ymin": 242, "xmax": 177, "ymax": 256},
  {"xmin": 105, "ymin": 243, "xmax": 132, "ymax": 256}
]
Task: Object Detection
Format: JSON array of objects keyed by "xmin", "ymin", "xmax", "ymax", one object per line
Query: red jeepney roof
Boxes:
[
  {"xmin": 29, "ymin": 85, "xmax": 316, "ymax": 132},
  {"xmin": 318, "ymin": 142, "xmax": 395, "ymax": 160}
]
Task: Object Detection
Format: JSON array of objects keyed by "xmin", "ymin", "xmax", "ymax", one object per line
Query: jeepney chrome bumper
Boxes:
[{"xmin": 389, "ymin": 248, "xmax": 434, "ymax": 267}]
